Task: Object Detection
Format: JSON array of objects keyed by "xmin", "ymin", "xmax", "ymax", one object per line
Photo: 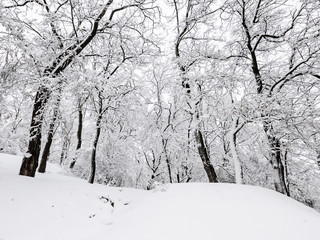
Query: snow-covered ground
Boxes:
[{"xmin": 1, "ymin": 153, "xmax": 320, "ymax": 240}]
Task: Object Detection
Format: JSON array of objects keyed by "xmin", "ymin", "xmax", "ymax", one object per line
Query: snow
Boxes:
[{"xmin": 0, "ymin": 153, "xmax": 320, "ymax": 240}]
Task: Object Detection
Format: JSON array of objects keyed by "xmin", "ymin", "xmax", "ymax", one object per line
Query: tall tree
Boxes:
[
  {"xmin": 171, "ymin": 0, "xmax": 222, "ymax": 182},
  {"xmin": 2, "ymin": 0, "xmax": 157, "ymax": 177},
  {"xmin": 227, "ymin": 0, "xmax": 320, "ymax": 195}
]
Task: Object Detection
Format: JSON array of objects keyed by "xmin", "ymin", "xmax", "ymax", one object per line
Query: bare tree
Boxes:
[
  {"xmin": 2, "ymin": 0, "xmax": 158, "ymax": 177},
  {"xmin": 171, "ymin": 0, "xmax": 221, "ymax": 182},
  {"xmin": 228, "ymin": 0, "xmax": 320, "ymax": 195}
]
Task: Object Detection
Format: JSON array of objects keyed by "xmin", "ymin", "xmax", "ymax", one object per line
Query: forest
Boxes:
[{"xmin": 0, "ymin": 0, "xmax": 320, "ymax": 211}]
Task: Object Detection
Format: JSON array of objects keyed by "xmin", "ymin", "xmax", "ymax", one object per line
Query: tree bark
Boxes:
[
  {"xmin": 19, "ymin": 86, "xmax": 50, "ymax": 177},
  {"xmin": 195, "ymin": 129, "xmax": 218, "ymax": 182},
  {"xmin": 162, "ymin": 138, "xmax": 172, "ymax": 183},
  {"xmin": 316, "ymin": 149, "xmax": 320, "ymax": 168},
  {"xmin": 230, "ymin": 118, "xmax": 242, "ymax": 184},
  {"xmin": 38, "ymin": 92, "xmax": 61, "ymax": 173},
  {"xmin": 264, "ymin": 122, "xmax": 290, "ymax": 195},
  {"xmin": 37, "ymin": 123, "xmax": 54, "ymax": 173},
  {"xmin": 69, "ymin": 104, "xmax": 83, "ymax": 169},
  {"xmin": 88, "ymin": 95, "xmax": 103, "ymax": 184}
]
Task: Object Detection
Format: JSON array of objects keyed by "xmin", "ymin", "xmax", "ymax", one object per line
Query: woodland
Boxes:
[{"xmin": 0, "ymin": 0, "xmax": 320, "ymax": 210}]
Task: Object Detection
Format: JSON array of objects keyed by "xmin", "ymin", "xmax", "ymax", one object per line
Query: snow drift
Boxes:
[{"xmin": 0, "ymin": 153, "xmax": 319, "ymax": 240}]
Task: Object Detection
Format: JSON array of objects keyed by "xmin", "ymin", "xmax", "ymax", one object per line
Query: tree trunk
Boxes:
[
  {"xmin": 194, "ymin": 129, "xmax": 218, "ymax": 182},
  {"xmin": 88, "ymin": 96, "xmax": 103, "ymax": 184},
  {"xmin": 230, "ymin": 118, "xmax": 242, "ymax": 184},
  {"xmin": 316, "ymin": 149, "xmax": 320, "ymax": 168},
  {"xmin": 262, "ymin": 113, "xmax": 289, "ymax": 195},
  {"xmin": 88, "ymin": 116, "xmax": 102, "ymax": 184},
  {"xmin": 283, "ymin": 148, "xmax": 290, "ymax": 196},
  {"xmin": 264, "ymin": 124, "xmax": 290, "ymax": 196},
  {"xmin": 69, "ymin": 105, "xmax": 83, "ymax": 169},
  {"xmin": 19, "ymin": 86, "xmax": 50, "ymax": 177},
  {"xmin": 37, "ymin": 124, "xmax": 53, "ymax": 173},
  {"xmin": 38, "ymin": 93, "xmax": 61, "ymax": 173},
  {"xmin": 162, "ymin": 138, "xmax": 172, "ymax": 183}
]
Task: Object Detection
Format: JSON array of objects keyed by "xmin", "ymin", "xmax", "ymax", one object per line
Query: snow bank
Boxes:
[
  {"xmin": 0, "ymin": 153, "xmax": 319, "ymax": 240},
  {"xmin": 104, "ymin": 183, "xmax": 320, "ymax": 240}
]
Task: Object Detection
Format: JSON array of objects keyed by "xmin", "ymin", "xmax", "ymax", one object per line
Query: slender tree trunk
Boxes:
[
  {"xmin": 19, "ymin": 86, "xmax": 50, "ymax": 177},
  {"xmin": 38, "ymin": 92, "xmax": 61, "ymax": 173},
  {"xmin": 162, "ymin": 138, "xmax": 172, "ymax": 183},
  {"xmin": 283, "ymin": 148, "xmax": 290, "ymax": 196},
  {"xmin": 37, "ymin": 122, "xmax": 54, "ymax": 173},
  {"xmin": 69, "ymin": 104, "xmax": 83, "ymax": 169},
  {"xmin": 176, "ymin": 172, "xmax": 180, "ymax": 183},
  {"xmin": 88, "ymin": 117, "xmax": 102, "ymax": 184},
  {"xmin": 316, "ymin": 149, "xmax": 320, "ymax": 168},
  {"xmin": 230, "ymin": 118, "xmax": 242, "ymax": 184},
  {"xmin": 88, "ymin": 96, "xmax": 103, "ymax": 184},
  {"xmin": 194, "ymin": 129, "xmax": 218, "ymax": 182}
]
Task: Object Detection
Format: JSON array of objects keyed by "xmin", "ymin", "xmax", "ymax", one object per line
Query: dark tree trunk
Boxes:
[
  {"xmin": 162, "ymin": 138, "xmax": 172, "ymax": 183},
  {"xmin": 316, "ymin": 149, "xmax": 320, "ymax": 168},
  {"xmin": 88, "ymin": 116, "xmax": 102, "ymax": 184},
  {"xmin": 283, "ymin": 148, "xmax": 290, "ymax": 196},
  {"xmin": 19, "ymin": 86, "xmax": 50, "ymax": 177},
  {"xmin": 88, "ymin": 96, "xmax": 103, "ymax": 184},
  {"xmin": 195, "ymin": 129, "xmax": 218, "ymax": 182},
  {"xmin": 69, "ymin": 106, "xmax": 83, "ymax": 169},
  {"xmin": 37, "ymin": 125, "xmax": 53, "ymax": 173},
  {"xmin": 264, "ymin": 123, "xmax": 290, "ymax": 196},
  {"xmin": 38, "ymin": 93, "xmax": 61, "ymax": 173},
  {"xmin": 165, "ymin": 158, "xmax": 172, "ymax": 183},
  {"xmin": 177, "ymin": 172, "xmax": 180, "ymax": 183}
]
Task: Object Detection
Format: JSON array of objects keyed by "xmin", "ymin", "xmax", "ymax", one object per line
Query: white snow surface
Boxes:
[{"xmin": 1, "ymin": 153, "xmax": 320, "ymax": 240}]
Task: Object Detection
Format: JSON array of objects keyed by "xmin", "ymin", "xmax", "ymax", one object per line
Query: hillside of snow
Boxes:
[{"xmin": 1, "ymin": 153, "xmax": 320, "ymax": 240}]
